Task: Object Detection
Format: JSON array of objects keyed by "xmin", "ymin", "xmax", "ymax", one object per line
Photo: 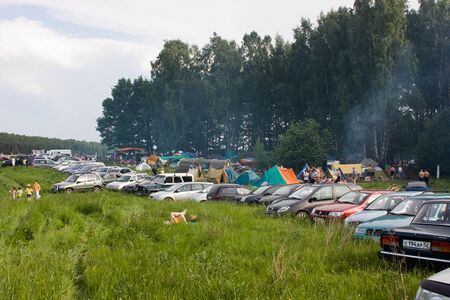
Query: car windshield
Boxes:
[
  {"xmin": 366, "ymin": 195, "xmax": 406, "ymax": 210},
  {"xmin": 165, "ymin": 183, "xmax": 184, "ymax": 192},
  {"xmin": 80, "ymin": 165, "xmax": 94, "ymax": 171},
  {"xmin": 390, "ymin": 199, "xmax": 426, "ymax": 216},
  {"xmin": 412, "ymin": 202, "xmax": 450, "ymax": 226},
  {"xmin": 154, "ymin": 176, "xmax": 166, "ymax": 184},
  {"xmin": 337, "ymin": 192, "xmax": 368, "ymax": 205},
  {"xmin": 289, "ymin": 186, "xmax": 317, "ymax": 199},
  {"xmin": 117, "ymin": 175, "xmax": 132, "ymax": 182},
  {"xmin": 252, "ymin": 186, "xmax": 270, "ymax": 195},
  {"xmin": 96, "ymin": 167, "xmax": 109, "ymax": 172},
  {"xmin": 200, "ymin": 186, "xmax": 213, "ymax": 193},
  {"xmin": 65, "ymin": 175, "xmax": 80, "ymax": 182},
  {"xmin": 273, "ymin": 185, "xmax": 296, "ymax": 196}
]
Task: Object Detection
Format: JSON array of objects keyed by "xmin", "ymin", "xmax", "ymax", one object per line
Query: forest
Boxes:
[{"xmin": 97, "ymin": 0, "xmax": 449, "ymax": 170}]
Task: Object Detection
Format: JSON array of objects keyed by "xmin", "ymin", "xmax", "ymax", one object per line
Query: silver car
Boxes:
[{"xmin": 53, "ymin": 173, "xmax": 103, "ymax": 193}]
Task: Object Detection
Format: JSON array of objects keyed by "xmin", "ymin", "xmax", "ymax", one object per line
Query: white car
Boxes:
[
  {"xmin": 106, "ymin": 173, "xmax": 139, "ymax": 191},
  {"xmin": 415, "ymin": 268, "xmax": 450, "ymax": 300},
  {"xmin": 190, "ymin": 185, "xmax": 214, "ymax": 202},
  {"xmin": 152, "ymin": 182, "xmax": 213, "ymax": 201}
]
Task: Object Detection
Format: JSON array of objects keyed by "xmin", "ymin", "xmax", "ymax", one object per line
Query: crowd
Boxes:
[{"xmin": 9, "ymin": 180, "xmax": 41, "ymax": 200}]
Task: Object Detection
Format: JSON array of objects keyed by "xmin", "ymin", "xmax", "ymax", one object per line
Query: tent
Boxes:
[
  {"xmin": 331, "ymin": 163, "xmax": 362, "ymax": 175},
  {"xmin": 136, "ymin": 163, "xmax": 151, "ymax": 171},
  {"xmin": 296, "ymin": 163, "xmax": 310, "ymax": 179},
  {"xmin": 225, "ymin": 168, "xmax": 238, "ymax": 183},
  {"xmin": 256, "ymin": 166, "xmax": 299, "ymax": 187},
  {"xmin": 234, "ymin": 171, "xmax": 260, "ymax": 186},
  {"xmin": 205, "ymin": 159, "xmax": 230, "ymax": 183},
  {"xmin": 361, "ymin": 158, "xmax": 379, "ymax": 168}
]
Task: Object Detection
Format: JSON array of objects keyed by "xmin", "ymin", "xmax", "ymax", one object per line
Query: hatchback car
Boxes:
[
  {"xmin": 52, "ymin": 173, "xmax": 103, "ymax": 193},
  {"xmin": 379, "ymin": 198, "xmax": 450, "ymax": 265},
  {"xmin": 258, "ymin": 184, "xmax": 303, "ymax": 206},
  {"xmin": 152, "ymin": 182, "xmax": 214, "ymax": 201},
  {"xmin": 106, "ymin": 173, "xmax": 144, "ymax": 191},
  {"xmin": 266, "ymin": 183, "xmax": 361, "ymax": 218},
  {"xmin": 207, "ymin": 184, "xmax": 251, "ymax": 201},
  {"xmin": 311, "ymin": 190, "xmax": 392, "ymax": 222}
]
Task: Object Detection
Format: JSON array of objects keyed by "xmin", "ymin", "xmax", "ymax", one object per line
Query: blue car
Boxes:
[{"xmin": 354, "ymin": 194, "xmax": 450, "ymax": 241}]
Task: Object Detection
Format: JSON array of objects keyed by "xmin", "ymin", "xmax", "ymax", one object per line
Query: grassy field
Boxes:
[{"xmin": 0, "ymin": 168, "xmax": 444, "ymax": 299}]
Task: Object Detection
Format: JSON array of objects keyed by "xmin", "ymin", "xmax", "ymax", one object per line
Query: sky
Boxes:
[{"xmin": 0, "ymin": 0, "xmax": 419, "ymax": 142}]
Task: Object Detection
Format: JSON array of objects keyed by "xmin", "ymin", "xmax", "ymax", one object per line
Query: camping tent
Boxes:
[
  {"xmin": 361, "ymin": 158, "xmax": 379, "ymax": 168},
  {"xmin": 136, "ymin": 163, "xmax": 151, "ymax": 171},
  {"xmin": 256, "ymin": 166, "xmax": 299, "ymax": 187},
  {"xmin": 234, "ymin": 171, "xmax": 260, "ymax": 186},
  {"xmin": 296, "ymin": 163, "xmax": 310, "ymax": 179},
  {"xmin": 225, "ymin": 168, "xmax": 238, "ymax": 183},
  {"xmin": 331, "ymin": 163, "xmax": 362, "ymax": 175}
]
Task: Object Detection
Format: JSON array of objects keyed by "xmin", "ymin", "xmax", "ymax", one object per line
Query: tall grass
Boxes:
[{"xmin": 0, "ymin": 167, "xmax": 439, "ymax": 299}]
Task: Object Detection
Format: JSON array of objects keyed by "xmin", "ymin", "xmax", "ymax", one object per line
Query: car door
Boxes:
[
  {"xmin": 308, "ymin": 186, "xmax": 334, "ymax": 210},
  {"xmin": 76, "ymin": 175, "xmax": 88, "ymax": 191},
  {"xmin": 173, "ymin": 184, "xmax": 192, "ymax": 200},
  {"xmin": 334, "ymin": 185, "xmax": 351, "ymax": 200},
  {"xmin": 221, "ymin": 187, "xmax": 237, "ymax": 201}
]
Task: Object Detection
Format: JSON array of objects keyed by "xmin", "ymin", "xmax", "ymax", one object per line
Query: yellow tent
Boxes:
[{"xmin": 332, "ymin": 163, "xmax": 362, "ymax": 175}]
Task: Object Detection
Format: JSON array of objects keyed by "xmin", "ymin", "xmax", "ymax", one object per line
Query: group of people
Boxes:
[
  {"xmin": 9, "ymin": 180, "xmax": 41, "ymax": 200},
  {"xmin": 418, "ymin": 169, "xmax": 431, "ymax": 185}
]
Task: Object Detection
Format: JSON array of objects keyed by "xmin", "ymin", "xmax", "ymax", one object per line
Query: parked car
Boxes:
[
  {"xmin": 101, "ymin": 167, "xmax": 133, "ymax": 184},
  {"xmin": 354, "ymin": 194, "xmax": 450, "ymax": 241},
  {"xmin": 406, "ymin": 181, "xmax": 429, "ymax": 192},
  {"xmin": 266, "ymin": 183, "xmax": 361, "ymax": 218},
  {"xmin": 52, "ymin": 173, "xmax": 103, "ymax": 193},
  {"xmin": 206, "ymin": 184, "xmax": 251, "ymax": 201},
  {"xmin": 415, "ymin": 268, "xmax": 450, "ymax": 299},
  {"xmin": 258, "ymin": 184, "xmax": 303, "ymax": 205},
  {"xmin": 190, "ymin": 185, "xmax": 215, "ymax": 202},
  {"xmin": 236, "ymin": 185, "xmax": 272, "ymax": 203},
  {"xmin": 72, "ymin": 164, "xmax": 104, "ymax": 175},
  {"xmin": 152, "ymin": 182, "xmax": 214, "ymax": 201},
  {"xmin": 53, "ymin": 161, "xmax": 81, "ymax": 171},
  {"xmin": 135, "ymin": 173, "xmax": 194, "ymax": 196},
  {"xmin": 106, "ymin": 173, "xmax": 144, "ymax": 191},
  {"xmin": 122, "ymin": 175, "xmax": 154, "ymax": 193},
  {"xmin": 94, "ymin": 166, "xmax": 114, "ymax": 177},
  {"xmin": 252, "ymin": 185, "xmax": 284, "ymax": 204},
  {"xmin": 344, "ymin": 192, "xmax": 424, "ymax": 225},
  {"xmin": 32, "ymin": 158, "xmax": 57, "ymax": 168},
  {"xmin": 379, "ymin": 198, "xmax": 450, "ymax": 265},
  {"xmin": 311, "ymin": 190, "xmax": 392, "ymax": 223}
]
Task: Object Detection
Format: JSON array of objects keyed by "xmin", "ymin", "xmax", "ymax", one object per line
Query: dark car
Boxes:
[
  {"xmin": 123, "ymin": 175, "xmax": 154, "ymax": 193},
  {"xmin": 266, "ymin": 183, "xmax": 361, "ymax": 219},
  {"xmin": 406, "ymin": 181, "xmax": 429, "ymax": 192},
  {"xmin": 379, "ymin": 198, "xmax": 450, "ymax": 266},
  {"xmin": 207, "ymin": 184, "xmax": 251, "ymax": 201},
  {"xmin": 258, "ymin": 184, "xmax": 303, "ymax": 205},
  {"xmin": 236, "ymin": 185, "xmax": 272, "ymax": 203}
]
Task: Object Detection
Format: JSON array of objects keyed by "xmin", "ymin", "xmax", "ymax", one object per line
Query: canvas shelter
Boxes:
[
  {"xmin": 234, "ymin": 171, "xmax": 260, "ymax": 186},
  {"xmin": 205, "ymin": 159, "xmax": 231, "ymax": 183},
  {"xmin": 256, "ymin": 166, "xmax": 299, "ymax": 187},
  {"xmin": 361, "ymin": 158, "xmax": 379, "ymax": 168},
  {"xmin": 331, "ymin": 163, "xmax": 362, "ymax": 175},
  {"xmin": 225, "ymin": 168, "xmax": 238, "ymax": 182}
]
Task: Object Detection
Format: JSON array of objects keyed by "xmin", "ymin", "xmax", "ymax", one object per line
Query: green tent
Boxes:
[
  {"xmin": 234, "ymin": 171, "xmax": 260, "ymax": 186},
  {"xmin": 256, "ymin": 165, "xmax": 299, "ymax": 187}
]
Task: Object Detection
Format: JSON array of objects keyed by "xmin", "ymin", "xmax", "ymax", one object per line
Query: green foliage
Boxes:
[
  {"xmin": 0, "ymin": 132, "xmax": 107, "ymax": 156},
  {"xmin": 253, "ymin": 138, "xmax": 272, "ymax": 170},
  {"xmin": 417, "ymin": 109, "xmax": 450, "ymax": 175},
  {"xmin": 0, "ymin": 168, "xmax": 438, "ymax": 298},
  {"xmin": 274, "ymin": 119, "xmax": 331, "ymax": 170}
]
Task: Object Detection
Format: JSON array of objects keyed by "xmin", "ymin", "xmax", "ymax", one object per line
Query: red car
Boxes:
[{"xmin": 311, "ymin": 190, "xmax": 393, "ymax": 222}]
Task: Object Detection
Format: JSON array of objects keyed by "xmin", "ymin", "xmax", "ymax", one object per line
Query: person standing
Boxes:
[
  {"xmin": 397, "ymin": 166, "xmax": 404, "ymax": 178},
  {"xmin": 11, "ymin": 156, "xmax": 15, "ymax": 167},
  {"xmin": 9, "ymin": 187, "xmax": 17, "ymax": 199},
  {"xmin": 23, "ymin": 158, "xmax": 27, "ymax": 167},
  {"xmin": 16, "ymin": 187, "xmax": 23, "ymax": 199},
  {"xmin": 418, "ymin": 169, "xmax": 425, "ymax": 181},
  {"xmin": 390, "ymin": 166, "xmax": 396, "ymax": 180},
  {"xmin": 25, "ymin": 184, "xmax": 33, "ymax": 200},
  {"xmin": 424, "ymin": 170, "xmax": 430, "ymax": 185},
  {"xmin": 33, "ymin": 180, "xmax": 41, "ymax": 200},
  {"xmin": 351, "ymin": 167, "xmax": 357, "ymax": 184}
]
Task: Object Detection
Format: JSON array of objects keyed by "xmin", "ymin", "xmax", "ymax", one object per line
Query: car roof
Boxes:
[
  {"xmin": 420, "ymin": 198, "xmax": 450, "ymax": 204},
  {"xmin": 411, "ymin": 194, "xmax": 450, "ymax": 199}
]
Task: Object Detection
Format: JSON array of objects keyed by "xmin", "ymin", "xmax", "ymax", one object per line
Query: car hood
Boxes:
[
  {"xmin": 315, "ymin": 203, "xmax": 358, "ymax": 212},
  {"xmin": 345, "ymin": 210, "xmax": 388, "ymax": 223},
  {"xmin": 268, "ymin": 199, "xmax": 301, "ymax": 209},
  {"xmin": 358, "ymin": 214, "xmax": 413, "ymax": 229},
  {"xmin": 55, "ymin": 181, "xmax": 72, "ymax": 187},
  {"xmin": 392, "ymin": 224, "xmax": 450, "ymax": 239}
]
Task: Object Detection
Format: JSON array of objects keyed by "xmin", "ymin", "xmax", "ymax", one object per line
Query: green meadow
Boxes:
[{"xmin": 0, "ymin": 167, "xmax": 439, "ymax": 299}]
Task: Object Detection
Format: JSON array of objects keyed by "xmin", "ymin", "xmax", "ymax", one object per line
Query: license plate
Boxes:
[
  {"xmin": 403, "ymin": 239, "xmax": 430, "ymax": 250},
  {"xmin": 314, "ymin": 217, "xmax": 325, "ymax": 224}
]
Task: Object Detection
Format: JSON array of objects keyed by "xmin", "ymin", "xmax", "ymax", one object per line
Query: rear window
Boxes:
[
  {"xmin": 413, "ymin": 202, "xmax": 450, "ymax": 226},
  {"xmin": 174, "ymin": 177, "xmax": 182, "ymax": 183},
  {"xmin": 182, "ymin": 176, "xmax": 193, "ymax": 182}
]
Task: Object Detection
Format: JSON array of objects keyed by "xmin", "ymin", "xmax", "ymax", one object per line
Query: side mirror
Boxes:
[{"xmin": 309, "ymin": 197, "xmax": 317, "ymax": 202}]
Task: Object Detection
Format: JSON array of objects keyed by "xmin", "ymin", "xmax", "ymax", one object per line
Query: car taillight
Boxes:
[
  {"xmin": 381, "ymin": 235, "xmax": 399, "ymax": 247},
  {"xmin": 431, "ymin": 240, "xmax": 450, "ymax": 253}
]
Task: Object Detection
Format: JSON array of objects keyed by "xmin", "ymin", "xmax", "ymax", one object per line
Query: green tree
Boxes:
[
  {"xmin": 253, "ymin": 138, "xmax": 272, "ymax": 170},
  {"xmin": 274, "ymin": 119, "xmax": 331, "ymax": 171}
]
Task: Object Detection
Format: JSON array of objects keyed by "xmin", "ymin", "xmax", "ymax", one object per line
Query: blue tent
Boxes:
[
  {"xmin": 225, "ymin": 168, "xmax": 238, "ymax": 182},
  {"xmin": 297, "ymin": 163, "xmax": 310, "ymax": 179},
  {"xmin": 234, "ymin": 171, "xmax": 260, "ymax": 186}
]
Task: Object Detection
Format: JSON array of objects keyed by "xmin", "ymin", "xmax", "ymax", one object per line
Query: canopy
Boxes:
[
  {"xmin": 234, "ymin": 171, "xmax": 260, "ymax": 186},
  {"xmin": 256, "ymin": 166, "xmax": 299, "ymax": 187},
  {"xmin": 332, "ymin": 163, "xmax": 362, "ymax": 175}
]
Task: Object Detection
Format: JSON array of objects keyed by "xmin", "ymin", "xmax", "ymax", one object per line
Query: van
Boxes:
[
  {"xmin": 47, "ymin": 149, "xmax": 72, "ymax": 157},
  {"xmin": 135, "ymin": 173, "xmax": 194, "ymax": 196}
]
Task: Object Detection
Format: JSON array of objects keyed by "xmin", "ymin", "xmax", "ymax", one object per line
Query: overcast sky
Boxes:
[{"xmin": 0, "ymin": 0, "xmax": 419, "ymax": 142}]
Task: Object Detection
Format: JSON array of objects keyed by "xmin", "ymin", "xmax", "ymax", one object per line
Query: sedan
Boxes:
[
  {"xmin": 311, "ymin": 190, "xmax": 391, "ymax": 222},
  {"xmin": 379, "ymin": 199, "xmax": 450, "ymax": 265}
]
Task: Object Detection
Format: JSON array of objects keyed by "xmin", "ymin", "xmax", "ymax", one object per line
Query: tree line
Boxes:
[
  {"xmin": 97, "ymin": 0, "xmax": 449, "ymax": 172},
  {"xmin": 0, "ymin": 132, "xmax": 107, "ymax": 157}
]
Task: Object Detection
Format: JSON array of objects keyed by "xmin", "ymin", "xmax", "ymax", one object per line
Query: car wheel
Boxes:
[
  {"xmin": 65, "ymin": 188, "xmax": 74, "ymax": 193},
  {"xmin": 164, "ymin": 197, "xmax": 174, "ymax": 201},
  {"xmin": 296, "ymin": 211, "xmax": 309, "ymax": 219},
  {"xmin": 92, "ymin": 186, "xmax": 101, "ymax": 192}
]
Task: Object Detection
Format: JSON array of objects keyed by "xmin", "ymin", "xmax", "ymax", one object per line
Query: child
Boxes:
[
  {"xmin": 9, "ymin": 187, "xmax": 17, "ymax": 199},
  {"xmin": 25, "ymin": 184, "xmax": 33, "ymax": 199},
  {"xmin": 16, "ymin": 187, "xmax": 23, "ymax": 199}
]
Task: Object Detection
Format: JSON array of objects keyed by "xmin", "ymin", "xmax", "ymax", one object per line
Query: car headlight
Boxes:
[
  {"xmin": 329, "ymin": 212, "xmax": 343, "ymax": 217},
  {"xmin": 277, "ymin": 206, "xmax": 290, "ymax": 213},
  {"xmin": 354, "ymin": 227, "xmax": 366, "ymax": 235},
  {"xmin": 311, "ymin": 208, "xmax": 316, "ymax": 215},
  {"xmin": 415, "ymin": 286, "xmax": 446, "ymax": 300}
]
